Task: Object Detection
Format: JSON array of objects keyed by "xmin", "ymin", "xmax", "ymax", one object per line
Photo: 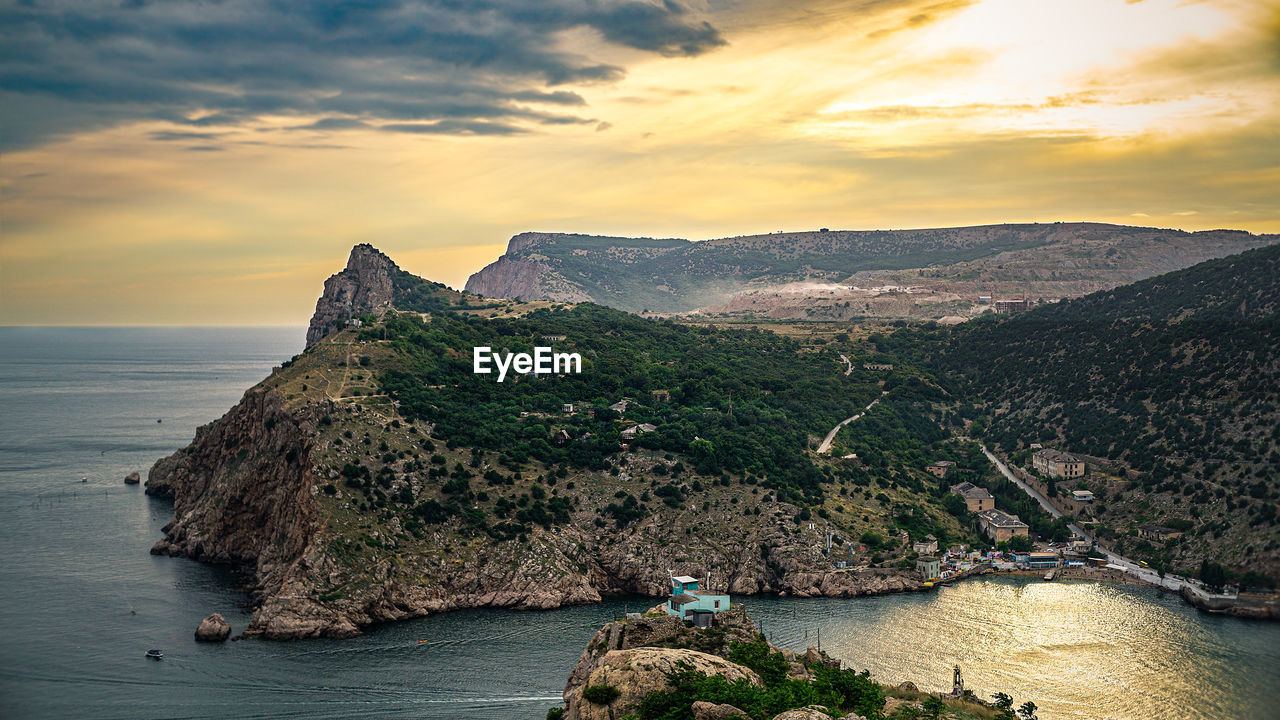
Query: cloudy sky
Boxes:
[{"xmin": 2, "ymin": 0, "xmax": 1278, "ymax": 325}]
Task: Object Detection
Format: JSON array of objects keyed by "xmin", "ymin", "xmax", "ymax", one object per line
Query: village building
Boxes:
[
  {"xmin": 609, "ymin": 399, "xmax": 629, "ymax": 414},
  {"xmin": 1138, "ymin": 525, "xmax": 1183, "ymax": 541},
  {"xmin": 540, "ymin": 334, "xmax": 567, "ymax": 342},
  {"xmin": 949, "ymin": 481, "xmax": 995, "ymax": 512},
  {"xmin": 913, "ymin": 534, "xmax": 938, "ymax": 555},
  {"xmin": 1026, "ymin": 552, "xmax": 1059, "ymax": 568},
  {"xmin": 926, "ymin": 460, "xmax": 956, "ymax": 478},
  {"xmin": 916, "ymin": 556, "xmax": 940, "ymax": 580},
  {"xmin": 651, "ymin": 389, "xmax": 670, "ymax": 403},
  {"xmin": 665, "ymin": 575, "xmax": 730, "ymax": 627},
  {"xmin": 995, "ymin": 298, "xmax": 1030, "ymax": 314},
  {"xmin": 1033, "ymin": 449, "xmax": 1086, "ymax": 478},
  {"xmin": 863, "ymin": 363, "xmax": 894, "ymax": 371},
  {"xmin": 1071, "ymin": 489, "xmax": 1095, "ymax": 502},
  {"xmin": 620, "ymin": 423, "xmax": 657, "ymax": 440},
  {"xmin": 977, "ymin": 508, "xmax": 1030, "ymax": 543}
]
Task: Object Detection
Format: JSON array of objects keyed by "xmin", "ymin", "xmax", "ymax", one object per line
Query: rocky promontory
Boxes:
[
  {"xmin": 305, "ymin": 243, "xmax": 397, "ymax": 347},
  {"xmin": 553, "ymin": 604, "xmax": 981, "ymax": 720},
  {"xmin": 145, "ymin": 243, "xmax": 952, "ymax": 641}
]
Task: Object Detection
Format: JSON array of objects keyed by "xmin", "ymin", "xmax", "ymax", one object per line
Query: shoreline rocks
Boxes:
[
  {"xmin": 124, "ymin": 471, "xmax": 140, "ymax": 485},
  {"xmin": 195, "ymin": 613, "xmax": 232, "ymax": 642}
]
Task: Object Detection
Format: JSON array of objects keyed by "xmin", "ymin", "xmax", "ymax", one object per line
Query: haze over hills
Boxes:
[{"xmin": 464, "ymin": 223, "xmax": 1278, "ymax": 319}]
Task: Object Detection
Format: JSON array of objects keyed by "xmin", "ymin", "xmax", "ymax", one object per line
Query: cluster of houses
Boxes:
[
  {"xmin": 946, "ymin": 480, "xmax": 1032, "ymax": 543},
  {"xmin": 912, "ymin": 534, "xmax": 1102, "ymax": 583},
  {"xmin": 546, "ymin": 395, "xmax": 668, "ymax": 448}
]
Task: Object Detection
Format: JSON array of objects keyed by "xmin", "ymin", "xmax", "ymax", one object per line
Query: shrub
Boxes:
[{"xmin": 582, "ymin": 685, "xmax": 621, "ymax": 705}]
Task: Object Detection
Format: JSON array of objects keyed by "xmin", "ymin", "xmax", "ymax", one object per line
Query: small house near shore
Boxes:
[{"xmin": 665, "ymin": 575, "xmax": 730, "ymax": 627}]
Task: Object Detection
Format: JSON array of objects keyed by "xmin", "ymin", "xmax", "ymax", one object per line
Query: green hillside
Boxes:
[{"xmin": 879, "ymin": 244, "xmax": 1280, "ymax": 583}]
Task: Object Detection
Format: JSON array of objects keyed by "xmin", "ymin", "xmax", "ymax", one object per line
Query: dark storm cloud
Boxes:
[{"xmin": 0, "ymin": 0, "xmax": 726, "ymax": 149}]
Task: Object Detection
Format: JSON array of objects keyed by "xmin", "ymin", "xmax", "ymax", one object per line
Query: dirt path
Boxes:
[{"xmin": 817, "ymin": 394, "xmax": 884, "ymax": 454}]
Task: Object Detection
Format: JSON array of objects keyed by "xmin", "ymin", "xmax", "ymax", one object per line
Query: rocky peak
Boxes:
[
  {"xmin": 505, "ymin": 232, "xmax": 554, "ymax": 255},
  {"xmin": 305, "ymin": 244, "xmax": 399, "ymax": 347}
]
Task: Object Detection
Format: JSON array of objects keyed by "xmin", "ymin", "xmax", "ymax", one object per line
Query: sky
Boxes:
[{"xmin": 2, "ymin": 0, "xmax": 1278, "ymax": 325}]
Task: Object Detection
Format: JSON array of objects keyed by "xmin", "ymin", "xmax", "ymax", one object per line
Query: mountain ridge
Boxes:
[{"xmin": 465, "ymin": 223, "xmax": 1278, "ymax": 319}]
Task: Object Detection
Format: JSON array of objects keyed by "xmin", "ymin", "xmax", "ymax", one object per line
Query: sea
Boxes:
[{"xmin": 0, "ymin": 326, "xmax": 1277, "ymax": 720}]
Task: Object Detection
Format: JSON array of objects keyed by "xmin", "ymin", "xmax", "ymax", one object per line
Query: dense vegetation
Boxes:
[
  {"xmin": 635, "ymin": 639, "xmax": 886, "ymax": 720},
  {"xmin": 878, "ymin": 244, "xmax": 1280, "ymax": 581},
  {"xmin": 376, "ymin": 304, "xmax": 879, "ymax": 504}
]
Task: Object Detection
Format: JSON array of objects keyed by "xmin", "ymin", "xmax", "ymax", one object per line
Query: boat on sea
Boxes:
[{"xmin": 145, "ymin": 649, "xmax": 163, "ymax": 660}]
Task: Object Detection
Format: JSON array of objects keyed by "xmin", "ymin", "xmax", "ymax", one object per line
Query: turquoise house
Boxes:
[{"xmin": 665, "ymin": 575, "xmax": 730, "ymax": 626}]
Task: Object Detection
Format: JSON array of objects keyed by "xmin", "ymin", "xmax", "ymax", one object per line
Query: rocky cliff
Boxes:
[
  {"xmin": 144, "ymin": 349, "xmax": 925, "ymax": 638},
  {"xmin": 305, "ymin": 244, "xmax": 398, "ymax": 346},
  {"xmin": 464, "ymin": 223, "xmax": 1278, "ymax": 316},
  {"xmin": 147, "ymin": 387, "xmax": 321, "ymax": 631}
]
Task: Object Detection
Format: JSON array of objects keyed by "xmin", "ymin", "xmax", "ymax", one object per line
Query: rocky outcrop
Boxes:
[
  {"xmin": 564, "ymin": 606, "xmax": 760, "ymax": 698},
  {"xmin": 772, "ymin": 709, "xmax": 834, "ymax": 720},
  {"xmin": 564, "ymin": 647, "xmax": 762, "ymax": 720},
  {"xmin": 124, "ymin": 471, "xmax": 140, "ymax": 485},
  {"xmin": 147, "ymin": 387, "xmax": 320, "ymax": 636},
  {"xmin": 557, "ymin": 605, "xmax": 875, "ymax": 720},
  {"xmin": 777, "ymin": 567, "xmax": 923, "ymax": 598},
  {"xmin": 305, "ymin": 244, "xmax": 398, "ymax": 347},
  {"xmin": 195, "ymin": 613, "xmax": 232, "ymax": 642},
  {"xmin": 693, "ymin": 701, "xmax": 750, "ymax": 719}
]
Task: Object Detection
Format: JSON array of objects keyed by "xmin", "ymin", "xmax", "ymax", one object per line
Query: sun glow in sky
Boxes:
[{"xmin": 1, "ymin": 0, "xmax": 1277, "ymax": 325}]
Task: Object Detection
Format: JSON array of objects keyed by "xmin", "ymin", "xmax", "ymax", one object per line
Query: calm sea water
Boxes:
[{"xmin": 0, "ymin": 327, "xmax": 1276, "ymax": 720}]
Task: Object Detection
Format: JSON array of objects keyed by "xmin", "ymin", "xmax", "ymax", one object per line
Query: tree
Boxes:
[
  {"xmin": 1018, "ymin": 700, "xmax": 1038, "ymax": 720},
  {"xmin": 1008, "ymin": 534, "xmax": 1033, "ymax": 552},
  {"xmin": 991, "ymin": 692, "xmax": 1015, "ymax": 720},
  {"xmin": 922, "ymin": 695, "xmax": 947, "ymax": 719}
]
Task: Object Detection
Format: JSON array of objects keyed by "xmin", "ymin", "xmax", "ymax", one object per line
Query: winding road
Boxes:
[{"xmin": 980, "ymin": 446, "xmax": 1226, "ymax": 599}]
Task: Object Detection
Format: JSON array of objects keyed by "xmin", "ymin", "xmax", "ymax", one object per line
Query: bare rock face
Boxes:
[
  {"xmin": 305, "ymin": 244, "xmax": 398, "ymax": 347},
  {"xmin": 563, "ymin": 607, "xmax": 760, "ymax": 701},
  {"xmin": 693, "ymin": 701, "xmax": 750, "ymax": 719},
  {"xmin": 148, "ymin": 387, "xmax": 320, "ymax": 637},
  {"xmin": 564, "ymin": 647, "xmax": 762, "ymax": 720},
  {"xmin": 123, "ymin": 471, "xmax": 140, "ymax": 485},
  {"xmin": 195, "ymin": 613, "xmax": 231, "ymax": 642}
]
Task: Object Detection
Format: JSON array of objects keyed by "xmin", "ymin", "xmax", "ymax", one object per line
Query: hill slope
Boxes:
[
  {"xmin": 464, "ymin": 223, "xmax": 1277, "ymax": 317},
  {"xmin": 885, "ymin": 244, "xmax": 1280, "ymax": 583},
  {"xmin": 147, "ymin": 245, "xmax": 987, "ymax": 639}
]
